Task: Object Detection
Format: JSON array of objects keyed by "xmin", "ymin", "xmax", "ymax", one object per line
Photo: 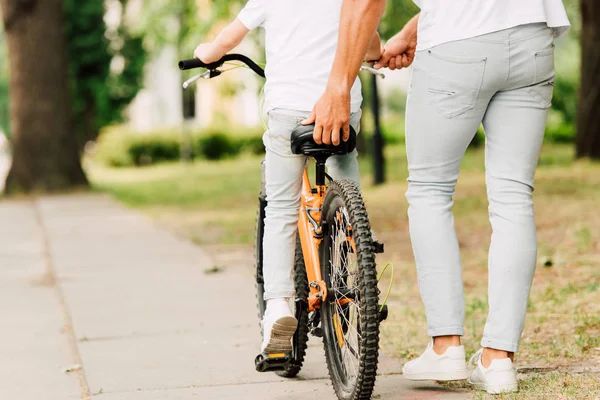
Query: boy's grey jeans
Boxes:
[
  {"xmin": 406, "ymin": 23, "xmax": 555, "ymax": 352},
  {"xmin": 262, "ymin": 109, "xmax": 362, "ymax": 301}
]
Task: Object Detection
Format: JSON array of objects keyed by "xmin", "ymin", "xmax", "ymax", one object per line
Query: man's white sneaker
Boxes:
[
  {"xmin": 402, "ymin": 341, "xmax": 471, "ymax": 381},
  {"xmin": 261, "ymin": 299, "xmax": 297, "ymax": 354},
  {"xmin": 468, "ymin": 349, "xmax": 518, "ymax": 394}
]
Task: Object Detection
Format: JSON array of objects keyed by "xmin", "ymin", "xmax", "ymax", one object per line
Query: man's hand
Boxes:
[
  {"xmin": 194, "ymin": 43, "xmax": 220, "ymax": 64},
  {"xmin": 373, "ymin": 13, "xmax": 419, "ymax": 70},
  {"xmin": 302, "ymin": 85, "xmax": 350, "ymax": 146},
  {"xmin": 373, "ymin": 32, "xmax": 417, "ymax": 70}
]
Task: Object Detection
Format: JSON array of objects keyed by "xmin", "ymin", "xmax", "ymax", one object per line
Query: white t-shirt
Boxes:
[
  {"xmin": 237, "ymin": 0, "xmax": 362, "ymax": 113},
  {"xmin": 412, "ymin": 0, "xmax": 571, "ymax": 50}
]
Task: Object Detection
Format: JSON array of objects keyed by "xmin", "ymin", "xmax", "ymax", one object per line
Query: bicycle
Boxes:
[{"xmin": 179, "ymin": 55, "xmax": 388, "ymax": 400}]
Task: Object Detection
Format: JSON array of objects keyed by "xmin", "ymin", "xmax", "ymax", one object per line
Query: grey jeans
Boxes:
[
  {"xmin": 262, "ymin": 108, "xmax": 362, "ymax": 300},
  {"xmin": 405, "ymin": 23, "xmax": 555, "ymax": 352}
]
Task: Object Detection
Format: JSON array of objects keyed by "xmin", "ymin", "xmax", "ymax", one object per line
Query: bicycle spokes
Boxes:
[{"xmin": 328, "ymin": 206, "xmax": 362, "ymax": 384}]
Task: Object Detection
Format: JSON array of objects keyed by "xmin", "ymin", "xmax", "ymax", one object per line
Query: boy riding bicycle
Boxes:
[{"xmin": 194, "ymin": 0, "xmax": 382, "ymax": 354}]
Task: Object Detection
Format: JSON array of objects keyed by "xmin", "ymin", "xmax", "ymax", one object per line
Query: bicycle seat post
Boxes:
[{"xmin": 314, "ymin": 155, "xmax": 328, "ymax": 187}]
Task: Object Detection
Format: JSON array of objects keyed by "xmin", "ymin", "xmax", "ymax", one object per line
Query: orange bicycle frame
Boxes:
[{"xmin": 297, "ymin": 168, "xmax": 327, "ymax": 312}]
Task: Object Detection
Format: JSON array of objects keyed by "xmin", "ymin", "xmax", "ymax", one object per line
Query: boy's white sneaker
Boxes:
[
  {"xmin": 261, "ymin": 299, "xmax": 297, "ymax": 354},
  {"xmin": 468, "ymin": 349, "xmax": 518, "ymax": 394},
  {"xmin": 402, "ymin": 341, "xmax": 471, "ymax": 381}
]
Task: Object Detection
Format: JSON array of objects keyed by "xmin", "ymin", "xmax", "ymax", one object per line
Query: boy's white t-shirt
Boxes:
[
  {"xmin": 413, "ymin": 0, "xmax": 571, "ymax": 50},
  {"xmin": 238, "ymin": 0, "xmax": 362, "ymax": 113}
]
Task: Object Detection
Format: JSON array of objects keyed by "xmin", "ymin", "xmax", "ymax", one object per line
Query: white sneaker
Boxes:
[
  {"xmin": 402, "ymin": 341, "xmax": 471, "ymax": 381},
  {"xmin": 261, "ymin": 299, "xmax": 298, "ymax": 354},
  {"xmin": 468, "ymin": 349, "xmax": 518, "ymax": 394}
]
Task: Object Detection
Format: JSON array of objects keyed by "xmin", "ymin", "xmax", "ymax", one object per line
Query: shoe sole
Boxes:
[
  {"xmin": 403, "ymin": 369, "xmax": 471, "ymax": 381},
  {"xmin": 263, "ymin": 316, "xmax": 298, "ymax": 354},
  {"xmin": 468, "ymin": 378, "xmax": 518, "ymax": 394}
]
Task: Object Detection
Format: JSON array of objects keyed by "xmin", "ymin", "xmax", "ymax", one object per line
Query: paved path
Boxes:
[{"xmin": 0, "ymin": 194, "xmax": 468, "ymax": 399}]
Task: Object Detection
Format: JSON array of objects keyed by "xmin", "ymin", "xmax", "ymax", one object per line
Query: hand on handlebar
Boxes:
[
  {"xmin": 373, "ymin": 30, "xmax": 417, "ymax": 71},
  {"xmin": 193, "ymin": 43, "xmax": 220, "ymax": 65}
]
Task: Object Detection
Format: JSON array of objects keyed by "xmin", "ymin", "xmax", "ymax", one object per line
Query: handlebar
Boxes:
[
  {"xmin": 178, "ymin": 54, "xmax": 265, "ymax": 78},
  {"xmin": 178, "ymin": 53, "xmax": 383, "ymax": 89}
]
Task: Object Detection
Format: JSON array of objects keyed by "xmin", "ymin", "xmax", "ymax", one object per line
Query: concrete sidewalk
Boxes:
[{"xmin": 0, "ymin": 194, "xmax": 468, "ymax": 400}]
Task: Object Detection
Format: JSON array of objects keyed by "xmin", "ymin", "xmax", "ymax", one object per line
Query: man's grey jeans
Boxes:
[
  {"xmin": 262, "ymin": 109, "xmax": 362, "ymax": 300},
  {"xmin": 405, "ymin": 23, "xmax": 555, "ymax": 352}
]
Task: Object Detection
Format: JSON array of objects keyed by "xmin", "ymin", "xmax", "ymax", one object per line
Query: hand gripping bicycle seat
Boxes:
[{"xmin": 290, "ymin": 124, "xmax": 357, "ymax": 157}]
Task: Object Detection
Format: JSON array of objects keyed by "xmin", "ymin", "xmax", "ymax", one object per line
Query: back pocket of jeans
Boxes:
[
  {"xmin": 425, "ymin": 50, "xmax": 487, "ymax": 119},
  {"xmin": 533, "ymin": 45, "xmax": 555, "ymax": 83},
  {"xmin": 528, "ymin": 45, "xmax": 556, "ymax": 108}
]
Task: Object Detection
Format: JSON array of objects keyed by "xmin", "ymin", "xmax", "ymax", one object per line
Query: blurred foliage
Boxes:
[
  {"xmin": 94, "ymin": 124, "xmax": 264, "ymax": 167},
  {"xmin": 135, "ymin": 0, "xmax": 244, "ymax": 56},
  {"xmin": 379, "ymin": 0, "xmax": 420, "ymax": 40},
  {"xmin": 0, "ymin": 2, "xmax": 145, "ymax": 144},
  {"xmin": 65, "ymin": 0, "xmax": 145, "ymax": 148},
  {"xmin": 549, "ymin": 0, "xmax": 580, "ymax": 142}
]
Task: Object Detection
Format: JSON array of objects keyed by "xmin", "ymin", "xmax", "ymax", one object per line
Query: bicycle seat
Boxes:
[{"xmin": 290, "ymin": 124, "xmax": 357, "ymax": 157}]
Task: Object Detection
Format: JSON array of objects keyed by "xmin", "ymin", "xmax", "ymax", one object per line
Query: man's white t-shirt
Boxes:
[
  {"xmin": 412, "ymin": 0, "xmax": 571, "ymax": 50},
  {"xmin": 238, "ymin": 0, "xmax": 362, "ymax": 113}
]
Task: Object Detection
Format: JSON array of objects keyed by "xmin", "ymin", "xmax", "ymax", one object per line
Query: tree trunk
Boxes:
[
  {"xmin": 576, "ymin": 0, "xmax": 600, "ymax": 159},
  {"xmin": 1, "ymin": 0, "xmax": 88, "ymax": 193}
]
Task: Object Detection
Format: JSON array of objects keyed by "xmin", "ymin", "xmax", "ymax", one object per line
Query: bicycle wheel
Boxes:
[
  {"xmin": 320, "ymin": 179, "xmax": 380, "ymax": 400},
  {"xmin": 254, "ymin": 197, "xmax": 309, "ymax": 377}
]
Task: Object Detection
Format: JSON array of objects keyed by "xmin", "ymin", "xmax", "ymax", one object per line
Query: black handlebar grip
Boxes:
[
  {"xmin": 178, "ymin": 58, "xmax": 206, "ymax": 70},
  {"xmin": 178, "ymin": 54, "xmax": 265, "ymax": 77}
]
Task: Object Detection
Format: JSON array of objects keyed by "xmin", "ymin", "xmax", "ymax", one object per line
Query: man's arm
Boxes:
[
  {"xmin": 194, "ymin": 19, "xmax": 250, "ymax": 64},
  {"xmin": 303, "ymin": 0, "xmax": 387, "ymax": 146}
]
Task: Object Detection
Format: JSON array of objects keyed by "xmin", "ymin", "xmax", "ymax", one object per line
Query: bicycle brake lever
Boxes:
[
  {"xmin": 182, "ymin": 69, "xmax": 223, "ymax": 89},
  {"xmin": 360, "ymin": 65, "xmax": 385, "ymax": 79},
  {"xmin": 182, "ymin": 70, "xmax": 211, "ymax": 89}
]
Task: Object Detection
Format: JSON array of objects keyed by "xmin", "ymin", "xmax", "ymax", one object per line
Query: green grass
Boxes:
[
  {"xmin": 442, "ymin": 372, "xmax": 600, "ymax": 399},
  {"xmin": 88, "ymin": 142, "xmax": 600, "ymax": 397}
]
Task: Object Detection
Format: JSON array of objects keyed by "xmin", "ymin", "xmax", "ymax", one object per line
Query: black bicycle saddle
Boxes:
[{"xmin": 290, "ymin": 124, "xmax": 357, "ymax": 157}]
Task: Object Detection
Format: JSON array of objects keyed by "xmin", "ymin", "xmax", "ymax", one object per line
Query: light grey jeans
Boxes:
[
  {"xmin": 262, "ymin": 108, "xmax": 362, "ymax": 300},
  {"xmin": 405, "ymin": 23, "xmax": 555, "ymax": 352}
]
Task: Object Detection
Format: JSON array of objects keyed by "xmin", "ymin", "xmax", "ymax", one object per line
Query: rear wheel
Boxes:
[
  {"xmin": 255, "ymin": 198, "xmax": 309, "ymax": 377},
  {"xmin": 319, "ymin": 179, "xmax": 380, "ymax": 400}
]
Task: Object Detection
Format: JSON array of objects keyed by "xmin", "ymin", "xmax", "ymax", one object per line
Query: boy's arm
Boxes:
[
  {"xmin": 365, "ymin": 31, "xmax": 383, "ymax": 62},
  {"xmin": 194, "ymin": 19, "xmax": 250, "ymax": 64},
  {"xmin": 303, "ymin": 0, "xmax": 387, "ymax": 146}
]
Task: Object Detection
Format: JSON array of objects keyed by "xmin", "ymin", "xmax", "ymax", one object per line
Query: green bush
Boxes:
[
  {"xmin": 546, "ymin": 122, "xmax": 575, "ymax": 144},
  {"xmin": 128, "ymin": 133, "xmax": 181, "ymax": 165},
  {"xmin": 94, "ymin": 126, "xmax": 135, "ymax": 167},
  {"xmin": 197, "ymin": 133, "xmax": 238, "ymax": 160},
  {"xmin": 94, "ymin": 124, "xmax": 265, "ymax": 167},
  {"xmin": 240, "ymin": 136, "xmax": 265, "ymax": 155}
]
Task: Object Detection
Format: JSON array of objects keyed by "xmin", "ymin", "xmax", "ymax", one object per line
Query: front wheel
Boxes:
[{"xmin": 319, "ymin": 179, "xmax": 380, "ymax": 400}]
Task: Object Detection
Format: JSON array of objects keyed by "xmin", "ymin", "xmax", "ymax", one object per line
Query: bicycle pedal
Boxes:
[
  {"xmin": 254, "ymin": 352, "xmax": 291, "ymax": 372},
  {"xmin": 373, "ymin": 240, "xmax": 384, "ymax": 254},
  {"xmin": 310, "ymin": 326, "xmax": 323, "ymax": 338},
  {"xmin": 378, "ymin": 304, "xmax": 388, "ymax": 322}
]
